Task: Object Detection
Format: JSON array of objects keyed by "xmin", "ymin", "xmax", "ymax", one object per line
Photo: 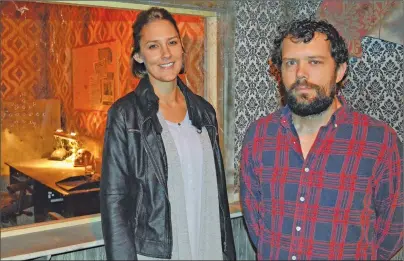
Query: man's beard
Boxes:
[{"xmin": 285, "ymin": 78, "xmax": 336, "ymax": 117}]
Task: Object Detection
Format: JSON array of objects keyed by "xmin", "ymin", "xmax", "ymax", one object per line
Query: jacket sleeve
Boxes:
[
  {"xmin": 374, "ymin": 135, "xmax": 403, "ymax": 260},
  {"xmin": 240, "ymin": 122, "xmax": 261, "ymax": 248},
  {"xmin": 100, "ymin": 105, "xmax": 137, "ymax": 260}
]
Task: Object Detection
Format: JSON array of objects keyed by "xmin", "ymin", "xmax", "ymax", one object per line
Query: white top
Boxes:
[{"xmin": 165, "ymin": 111, "xmax": 203, "ymax": 259}]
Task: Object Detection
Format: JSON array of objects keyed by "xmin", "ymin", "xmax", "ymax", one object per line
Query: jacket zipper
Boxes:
[{"xmin": 134, "ymin": 187, "xmax": 143, "ymax": 234}]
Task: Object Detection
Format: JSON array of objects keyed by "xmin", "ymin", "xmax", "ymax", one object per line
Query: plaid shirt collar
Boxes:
[{"xmin": 280, "ymin": 95, "xmax": 351, "ymax": 130}]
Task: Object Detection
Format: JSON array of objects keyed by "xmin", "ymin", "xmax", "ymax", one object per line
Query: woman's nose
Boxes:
[{"xmin": 161, "ymin": 45, "xmax": 172, "ymax": 58}]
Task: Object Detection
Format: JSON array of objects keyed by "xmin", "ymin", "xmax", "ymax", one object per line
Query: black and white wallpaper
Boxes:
[
  {"xmin": 233, "ymin": 0, "xmax": 322, "ymax": 188},
  {"xmin": 232, "ymin": 0, "xmax": 403, "ymax": 191},
  {"xmin": 343, "ymin": 36, "xmax": 403, "ymax": 142}
]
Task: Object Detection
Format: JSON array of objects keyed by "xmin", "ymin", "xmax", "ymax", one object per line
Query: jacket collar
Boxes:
[{"xmin": 133, "ymin": 75, "xmax": 203, "ymax": 132}]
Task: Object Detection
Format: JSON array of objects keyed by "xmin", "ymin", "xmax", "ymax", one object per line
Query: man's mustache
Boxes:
[{"xmin": 289, "ymin": 78, "xmax": 320, "ymax": 92}]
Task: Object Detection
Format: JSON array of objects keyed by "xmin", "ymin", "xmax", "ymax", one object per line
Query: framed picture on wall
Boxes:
[
  {"xmin": 72, "ymin": 40, "xmax": 121, "ymax": 111},
  {"xmin": 101, "ymin": 73, "xmax": 114, "ymax": 105}
]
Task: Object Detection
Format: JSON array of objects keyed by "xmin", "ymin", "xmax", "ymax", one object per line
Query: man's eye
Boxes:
[
  {"xmin": 148, "ymin": 44, "xmax": 157, "ymax": 49},
  {"xmin": 285, "ymin": 60, "xmax": 296, "ymax": 66},
  {"xmin": 169, "ymin": 40, "xmax": 178, "ymax": 45},
  {"xmin": 310, "ymin": 60, "xmax": 321, "ymax": 65}
]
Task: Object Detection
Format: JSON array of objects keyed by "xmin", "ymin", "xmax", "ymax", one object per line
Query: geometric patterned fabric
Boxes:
[{"xmin": 1, "ymin": 1, "xmax": 205, "ymax": 140}]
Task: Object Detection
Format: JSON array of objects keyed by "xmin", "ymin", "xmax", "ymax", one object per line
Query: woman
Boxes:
[{"xmin": 100, "ymin": 7, "xmax": 236, "ymax": 261}]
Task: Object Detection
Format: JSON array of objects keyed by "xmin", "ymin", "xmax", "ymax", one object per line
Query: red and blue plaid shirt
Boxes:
[{"xmin": 240, "ymin": 96, "xmax": 403, "ymax": 260}]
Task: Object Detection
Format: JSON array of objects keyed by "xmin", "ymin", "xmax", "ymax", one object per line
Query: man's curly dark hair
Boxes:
[{"xmin": 271, "ymin": 19, "xmax": 349, "ymax": 88}]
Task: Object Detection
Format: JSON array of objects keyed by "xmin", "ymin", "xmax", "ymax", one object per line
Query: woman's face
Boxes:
[{"xmin": 134, "ymin": 19, "xmax": 183, "ymax": 84}]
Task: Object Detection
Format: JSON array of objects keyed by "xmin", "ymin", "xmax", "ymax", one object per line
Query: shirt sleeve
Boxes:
[
  {"xmin": 240, "ymin": 122, "xmax": 261, "ymax": 248},
  {"xmin": 374, "ymin": 134, "xmax": 403, "ymax": 260}
]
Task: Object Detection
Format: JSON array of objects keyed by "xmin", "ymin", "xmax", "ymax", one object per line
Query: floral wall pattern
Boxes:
[{"xmin": 342, "ymin": 36, "xmax": 403, "ymax": 141}]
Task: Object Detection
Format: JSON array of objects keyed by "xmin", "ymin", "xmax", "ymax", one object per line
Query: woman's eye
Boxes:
[
  {"xmin": 169, "ymin": 40, "xmax": 178, "ymax": 45},
  {"xmin": 148, "ymin": 44, "xmax": 157, "ymax": 49}
]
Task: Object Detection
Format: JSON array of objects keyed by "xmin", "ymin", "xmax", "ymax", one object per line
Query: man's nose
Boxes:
[{"xmin": 296, "ymin": 62, "xmax": 308, "ymax": 79}]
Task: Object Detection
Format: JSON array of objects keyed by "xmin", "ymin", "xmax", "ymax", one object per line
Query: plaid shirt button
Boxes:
[
  {"xmin": 299, "ymin": 196, "xmax": 305, "ymax": 202},
  {"xmin": 296, "ymin": 226, "xmax": 301, "ymax": 231},
  {"xmin": 304, "ymin": 167, "xmax": 309, "ymax": 172},
  {"xmin": 292, "ymin": 255, "xmax": 297, "ymax": 260}
]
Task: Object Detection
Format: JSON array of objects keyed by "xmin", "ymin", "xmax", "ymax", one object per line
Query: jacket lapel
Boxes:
[
  {"xmin": 135, "ymin": 77, "xmax": 168, "ymax": 196},
  {"xmin": 142, "ymin": 118, "xmax": 168, "ymax": 197}
]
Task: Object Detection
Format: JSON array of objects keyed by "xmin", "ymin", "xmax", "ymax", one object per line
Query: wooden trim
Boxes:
[
  {"xmin": 205, "ymin": 16, "xmax": 218, "ymax": 111},
  {"xmin": 0, "ymin": 214, "xmax": 100, "ymax": 238}
]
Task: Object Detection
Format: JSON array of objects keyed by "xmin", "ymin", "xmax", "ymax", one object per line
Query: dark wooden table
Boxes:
[{"xmin": 6, "ymin": 158, "xmax": 100, "ymax": 222}]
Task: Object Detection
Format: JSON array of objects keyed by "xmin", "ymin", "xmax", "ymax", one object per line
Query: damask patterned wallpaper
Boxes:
[
  {"xmin": 343, "ymin": 36, "xmax": 403, "ymax": 141},
  {"xmin": 233, "ymin": 0, "xmax": 403, "ymax": 191},
  {"xmin": 233, "ymin": 0, "xmax": 322, "ymax": 188}
]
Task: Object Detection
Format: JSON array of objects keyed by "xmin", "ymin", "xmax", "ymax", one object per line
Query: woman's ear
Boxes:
[{"xmin": 133, "ymin": 53, "xmax": 144, "ymax": 64}]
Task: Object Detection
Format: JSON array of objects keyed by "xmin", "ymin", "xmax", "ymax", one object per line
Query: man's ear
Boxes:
[
  {"xmin": 335, "ymin": 62, "xmax": 347, "ymax": 83},
  {"xmin": 133, "ymin": 53, "xmax": 144, "ymax": 64}
]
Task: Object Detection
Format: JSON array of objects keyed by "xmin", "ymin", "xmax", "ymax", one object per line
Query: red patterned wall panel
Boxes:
[
  {"xmin": 317, "ymin": 0, "xmax": 399, "ymax": 57},
  {"xmin": 0, "ymin": 2, "xmax": 47, "ymax": 101},
  {"xmin": 1, "ymin": 1, "xmax": 205, "ymax": 141},
  {"xmin": 177, "ymin": 19, "xmax": 205, "ymax": 97}
]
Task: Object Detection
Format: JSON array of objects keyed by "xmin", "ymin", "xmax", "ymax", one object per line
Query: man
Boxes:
[{"xmin": 240, "ymin": 19, "xmax": 403, "ymax": 260}]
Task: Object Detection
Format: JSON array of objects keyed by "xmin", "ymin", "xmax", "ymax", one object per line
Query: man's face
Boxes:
[{"xmin": 280, "ymin": 32, "xmax": 346, "ymax": 116}]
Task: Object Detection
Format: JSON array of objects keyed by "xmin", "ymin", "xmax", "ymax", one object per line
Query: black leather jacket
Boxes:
[{"xmin": 100, "ymin": 76, "xmax": 236, "ymax": 260}]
